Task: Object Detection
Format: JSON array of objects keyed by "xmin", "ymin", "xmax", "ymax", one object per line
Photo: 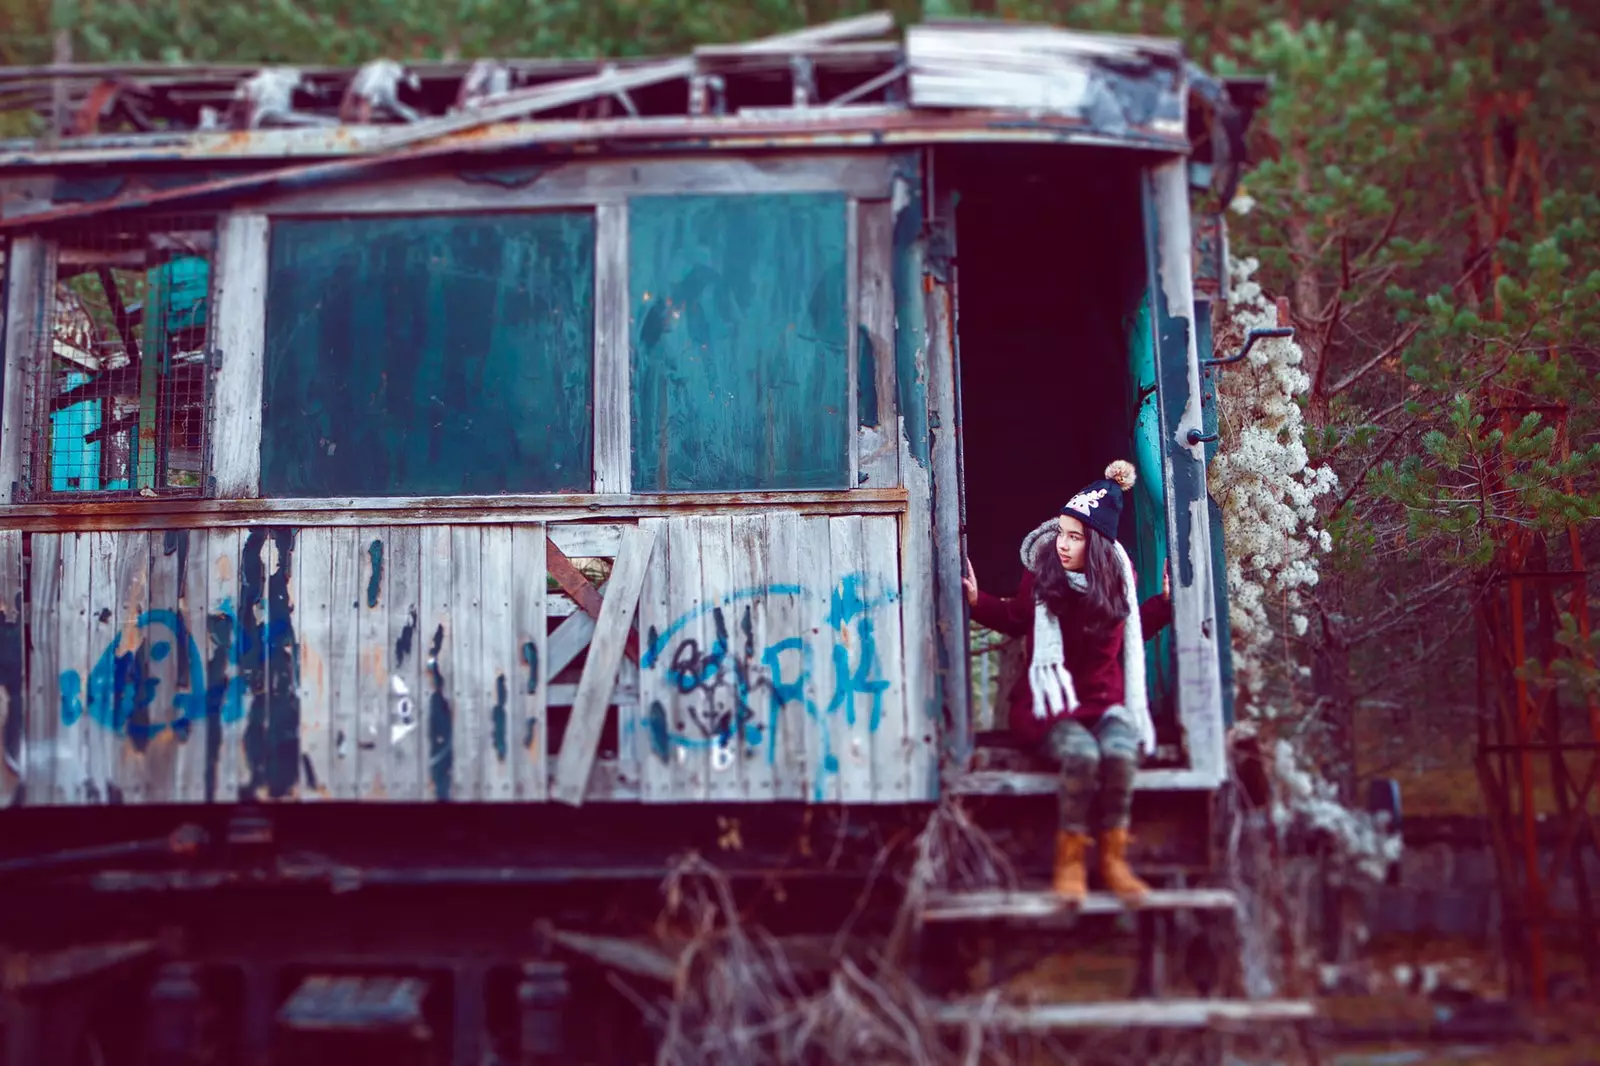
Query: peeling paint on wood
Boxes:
[
  {"xmin": 1143, "ymin": 159, "xmax": 1225, "ymax": 786},
  {"xmin": 16, "ymin": 513, "xmax": 940, "ymax": 806},
  {"xmin": 261, "ymin": 212, "xmax": 596, "ymax": 498},
  {"xmin": 629, "ymin": 193, "xmax": 850, "ymax": 492}
]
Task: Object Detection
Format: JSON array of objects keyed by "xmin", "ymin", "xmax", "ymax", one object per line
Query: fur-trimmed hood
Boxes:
[{"xmin": 1014, "ymin": 516, "xmax": 1154, "ymax": 756}]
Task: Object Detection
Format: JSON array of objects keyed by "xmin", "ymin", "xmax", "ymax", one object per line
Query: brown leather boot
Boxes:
[
  {"xmin": 1099, "ymin": 827, "xmax": 1150, "ymax": 905},
  {"xmin": 1052, "ymin": 831, "xmax": 1090, "ymax": 903}
]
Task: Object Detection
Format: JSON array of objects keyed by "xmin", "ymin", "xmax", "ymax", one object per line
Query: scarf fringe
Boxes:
[{"xmin": 1025, "ymin": 541, "xmax": 1156, "ymax": 756}]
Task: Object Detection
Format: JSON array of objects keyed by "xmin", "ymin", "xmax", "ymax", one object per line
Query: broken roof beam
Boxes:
[{"xmin": 372, "ymin": 10, "xmax": 898, "ymax": 150}]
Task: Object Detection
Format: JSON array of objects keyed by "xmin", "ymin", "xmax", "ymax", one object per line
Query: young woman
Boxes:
[{"xmin": 962, "ymin": 460, "xmax": 1172, "ymax": 904}]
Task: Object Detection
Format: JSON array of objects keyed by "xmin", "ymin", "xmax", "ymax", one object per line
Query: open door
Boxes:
[
  {"xmin": 1138, "ymin": 158, "xmax": 1228, "ymax": 785},
  {"xmin": 940, "ymin": 146, "xmax": 1183, "ymax": 762}
]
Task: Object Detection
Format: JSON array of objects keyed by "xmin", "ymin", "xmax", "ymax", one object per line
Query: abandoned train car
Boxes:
[{"xmin": 0, "ymin": 13, "xmax": 1270, "ymax": 1063}]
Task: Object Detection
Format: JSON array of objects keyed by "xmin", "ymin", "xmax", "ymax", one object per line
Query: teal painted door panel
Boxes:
[
  {"xmin": 629, "ymin": 193, "xmax": 850, "ymax": 492},
  {"xmin": 1128, "ymin": 293, "xmax": 1174, "ymax": 718},
  {"xmin": 261, "ymin": 212, "xmax": 596, "ymax": 497}
]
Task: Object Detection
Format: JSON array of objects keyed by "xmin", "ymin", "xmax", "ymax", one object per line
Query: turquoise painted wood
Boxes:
[
  {"xmin": 628, "ymin": 193, "xmax": 850, "ymax": 492},
  {"xmin": 260, "ymin": 213, "xmax": 596, "ymax": 497},
  {"xmin": 1128, "ymin": 292, "xmax": 1175, "ymax": 718}
]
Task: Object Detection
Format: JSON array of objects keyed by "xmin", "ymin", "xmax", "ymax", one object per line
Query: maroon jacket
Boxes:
[{"xmin": 971, "ymin": 570, "xmax": 1173, "ymax": 745}]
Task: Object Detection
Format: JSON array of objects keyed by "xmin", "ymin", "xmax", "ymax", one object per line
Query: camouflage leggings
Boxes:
[{"xmin": 1042, "ymin": 710, "xmax": 1141, "ymax": 834}]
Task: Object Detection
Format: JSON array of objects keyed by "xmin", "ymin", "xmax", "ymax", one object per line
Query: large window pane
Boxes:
[
  {"xmin": 261, "ymin": 213, "xmax": 595, "ymax": 497},
  {"xmin": 629, "ymin": 193, "xmax": 849, "ymax": 492}
]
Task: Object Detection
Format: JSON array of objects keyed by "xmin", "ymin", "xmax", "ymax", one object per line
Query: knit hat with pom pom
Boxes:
[{"xmin": 1061, "ymin": 460, "xmax": 1137, "ymax": 542}]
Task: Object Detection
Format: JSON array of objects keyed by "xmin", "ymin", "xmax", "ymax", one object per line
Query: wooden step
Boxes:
[
  {"xmin": 951, "ymin": 768, "xmax": 1218, "ymax": 796},
  {"xmin": 920, "ymin": 887, "xmax": 1237, "ymax": 923},
  {"xmin": 931, "ymin": 997, "xmax": 1315, "ymax": 1031}
]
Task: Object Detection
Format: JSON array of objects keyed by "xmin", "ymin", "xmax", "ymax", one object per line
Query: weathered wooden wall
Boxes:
[{"xmin": 7, "ymin": 514, "xmax": 935, "ymax": 807}]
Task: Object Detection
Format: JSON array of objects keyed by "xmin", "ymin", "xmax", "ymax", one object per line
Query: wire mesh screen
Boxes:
[{"xmin": 24, "ymin": 215, "xmax": 216, "ymax": 498}]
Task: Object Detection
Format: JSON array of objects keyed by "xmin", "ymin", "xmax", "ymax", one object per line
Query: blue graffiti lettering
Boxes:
[
  {"xmin": 643, "ymin": 572, "xmax": 898, "ymax": 798},
  {"xmin": 59, "ymin": 603, "xmax": 251, "ymax": 740}
]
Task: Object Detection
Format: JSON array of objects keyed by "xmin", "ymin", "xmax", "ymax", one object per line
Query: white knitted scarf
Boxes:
[{"xmin": 1022, "ymin": 522, "xmax": 1154, "ymax": 756}]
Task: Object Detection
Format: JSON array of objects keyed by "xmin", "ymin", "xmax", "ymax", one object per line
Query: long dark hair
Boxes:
[{"xmin": 1033, "ymin": 531, "xmax": 1128, "ymax": 640}]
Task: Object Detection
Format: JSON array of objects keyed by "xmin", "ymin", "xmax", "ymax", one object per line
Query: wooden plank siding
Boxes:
[{"xmin": 11, "ymin": 516, "xmax": 935, "ymax": 805}]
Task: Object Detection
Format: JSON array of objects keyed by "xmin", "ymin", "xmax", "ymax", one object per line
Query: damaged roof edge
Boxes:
[{"xmin": 0, "ymin": 15, "xmax": 1269, "ymax": 227}]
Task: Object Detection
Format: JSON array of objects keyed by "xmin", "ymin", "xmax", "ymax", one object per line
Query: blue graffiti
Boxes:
[
  {"xmin": 641, "ymin": 584, "xmax": 803, "ymax": 669},
  {"xmin": 59, "ymin": 600, "xmax": 256, "ymax": 741},
  {"xmin": 643, "ymin": 573, "xmax": 897, "ymax": 797},
  {"xmin": 827, "ymin": 573, "xmax": 891, "ymax": 733}
]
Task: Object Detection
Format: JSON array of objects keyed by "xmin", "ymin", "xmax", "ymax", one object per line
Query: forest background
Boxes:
[{"xmin": 4, "ymin": 0, "xmax": 1598, "ymax": 818}]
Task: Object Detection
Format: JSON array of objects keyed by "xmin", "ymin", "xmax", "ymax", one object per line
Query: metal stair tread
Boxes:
[{"xmin": 920, "ymin": 886, "xmax": 1238, "ymax": 922}]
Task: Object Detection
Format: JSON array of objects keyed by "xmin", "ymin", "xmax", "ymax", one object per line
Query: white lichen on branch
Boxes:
[{"xmin": 1211, "ymin": 254, "xmax": 1339, "ymax": 702}]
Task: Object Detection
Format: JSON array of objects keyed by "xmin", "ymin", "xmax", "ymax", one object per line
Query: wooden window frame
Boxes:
[
  {"xmin": 4, "ymin": 154, "xmax": 898, "ymax": 507},
  {"xmin": 2, "ymin": 224, "xmax": 227, "ymax": 503},
  {"xmin": 247, "ymin": 152, "xmax": 896, "ymax": 502}
]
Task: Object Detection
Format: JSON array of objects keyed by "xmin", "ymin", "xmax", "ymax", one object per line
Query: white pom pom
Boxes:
[{"xmin": 1105, "ymin": 459, "xmax": 1137, "ymax": 490}]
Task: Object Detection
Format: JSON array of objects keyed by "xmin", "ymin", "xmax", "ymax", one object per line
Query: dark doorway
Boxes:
[{"xmin": 946, "ymin": 147, "xmax": 1151, "ymax": 598}]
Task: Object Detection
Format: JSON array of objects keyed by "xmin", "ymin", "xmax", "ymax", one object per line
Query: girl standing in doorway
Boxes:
[{"xmin": 962, "ymin": 460, "xmax": 1171, "ymax": 904}]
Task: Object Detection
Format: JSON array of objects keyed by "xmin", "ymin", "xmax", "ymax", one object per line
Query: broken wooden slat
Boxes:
[
  {"xmin": 511, "ymin": 523, "xmax": 548, "ymax": 801},
  {"xmin": 546, "ymin": 522, "xmax": 623, "ymax": 559},
  {"xmin": 296, "ymin": 527, "xmax": 335, "ymax": 799},
  {"xmin": 479, "ymin": 524, "xmax": 516, "ymax": 801},
  {"xmin": 929, "ymin": 998, "xmax": 1315, "ymax": 1032},
  {"xmin": 419, "ymin": 526, "xmax": 453, "ymax": 801},
  {"xmin": 546, "ymin": 537, "xmax": 639, "ymax": 663},
  {"xmin": 385, "ymin": 526, "xmax": 424, "ymax": 800},
  {"xmin": 635, "ymin": 517, "xmax": 672, "ymax": 802},
  {"xmin": 919, "ymin": 888, "xmax": 1238, "ymax": 923},
  {"xmin": 355, "ymin": 526, "xmax": 391, "ymax": 798},
  {"xmin": 551, "ymin": 524, "xmax": 656, "ymax": 806},
  {"xmin": 862, "ymin": 515, "xmax": 907, "ymax": 803},
  {"xmin": 449, "ymin": 526, "xmax": 484, "ymax": 801},
  {"xmin": 545, "ymin": 610, "xmax": 597, "ymax": 681},
  {"xmin": 0, "ymin": 529, "xmax": 23, "ymax": 806}
]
